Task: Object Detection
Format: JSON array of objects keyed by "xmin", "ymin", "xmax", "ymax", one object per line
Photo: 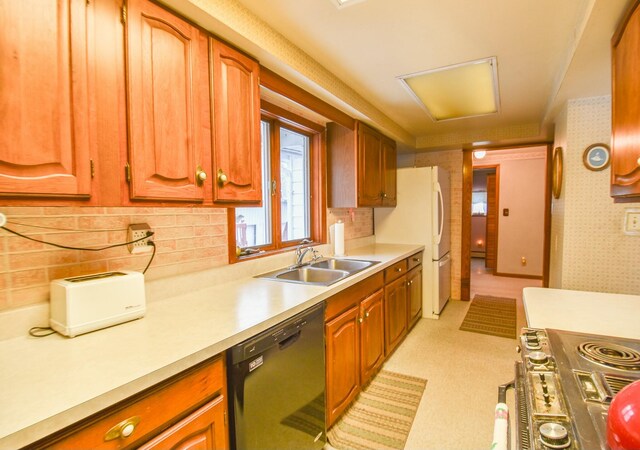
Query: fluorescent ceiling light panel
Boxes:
[{"xmin": 398, "ymin": 57, "xmax": 500, "ymax": 121}]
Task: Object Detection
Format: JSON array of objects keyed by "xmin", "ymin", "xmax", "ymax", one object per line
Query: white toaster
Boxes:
[{"xmin": 50, "ymin": 270, "xmax": 146, "ymax": 337}]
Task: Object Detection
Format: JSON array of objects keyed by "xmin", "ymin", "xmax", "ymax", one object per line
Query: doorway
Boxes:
[{"xmin": 460, "ymin": 145, "xmax": 552, "ymax": 302}]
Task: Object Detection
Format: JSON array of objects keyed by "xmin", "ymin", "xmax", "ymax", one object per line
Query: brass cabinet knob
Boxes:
[
  {"xmin": 637, "ymin": 156, "xmax": 640, "ymax": 165},
  {"xmin": 396, "ymin": 267, "xmax": 402, "ymax": 272},
  {"xmin": 358, "ymin": 316, "xmax": 363, "ymax": 324},
  {"xmin": 195, "ymin": 166, "xmax": 207, "ymax": 186},
  {"xmin": 104, "ymin": 416, "xmax": 140, "ymax": 441},
  {"xmin": 217, "ymin": 169, "xmax": 228, "ymax": 185},
  {"xmin": 365, "ymin": 311, "xmax": 370, "ymax": 318}
]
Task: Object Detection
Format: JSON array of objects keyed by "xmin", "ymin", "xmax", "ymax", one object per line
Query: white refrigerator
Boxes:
[{"xmin": 374, "ymin": 166, "xmax": 451, "ymax": 318}]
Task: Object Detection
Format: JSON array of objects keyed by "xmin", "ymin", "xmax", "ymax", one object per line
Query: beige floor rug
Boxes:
[
  {"xmin": 327, "ymin": 370, "xmax": 427, "ymax": 450},
  {"xmin": 459, "ymin": 295, "xmax": 517, "ymax": 339}
]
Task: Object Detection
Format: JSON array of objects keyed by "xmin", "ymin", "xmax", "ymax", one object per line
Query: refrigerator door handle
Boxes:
[
  {"xmin": 438, "ymin": 253, "xmax": 451, "ymax": 266},
  {"xmin": 435, "ymin": 182, "xmax": 444, "ymax": 245}
]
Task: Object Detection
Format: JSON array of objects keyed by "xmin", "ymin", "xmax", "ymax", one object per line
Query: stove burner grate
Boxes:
[{"xmin": 577, "ymin": 341, "xmax": 640, "ymax": 371}]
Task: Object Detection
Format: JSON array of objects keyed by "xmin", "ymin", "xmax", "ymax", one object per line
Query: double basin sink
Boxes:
[{"xmin": 258, "ymin": 258, "xmax": 379, "ymax": 286}]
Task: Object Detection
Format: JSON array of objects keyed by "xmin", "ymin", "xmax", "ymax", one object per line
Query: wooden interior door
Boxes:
[{"xmin": 485, "ymin": 173, "xmax": 498, "ymax": 270}]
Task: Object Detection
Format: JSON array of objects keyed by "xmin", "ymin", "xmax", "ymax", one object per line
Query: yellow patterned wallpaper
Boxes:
[{"xmin": 550, "ymin": 96, "xmax": 640, "ymax": 294}]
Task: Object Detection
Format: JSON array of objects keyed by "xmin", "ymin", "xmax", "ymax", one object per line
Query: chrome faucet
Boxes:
[{"xmin": 293, "ymin": 240, "xmax": 321, "ymax": 268}]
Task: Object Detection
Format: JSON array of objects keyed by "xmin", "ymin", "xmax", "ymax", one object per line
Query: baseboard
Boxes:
[{"xmin": 494, "ymin": 271, "xmax": 543, "ymax": 280}]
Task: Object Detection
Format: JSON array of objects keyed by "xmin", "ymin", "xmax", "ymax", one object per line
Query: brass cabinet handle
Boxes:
[
  {"xmin": 396, "ymin": 267, "xmax": 402, "ymax": 272},
  {"xmin": 365, "ymin": 311, "xmax": 370, "ymax": 318},
  {"xmin": 195, "ymin": 166, "xmax": 207, "ymax": 186},
  {"xmin": 413, "ymin": 257, "xmax": 421, "ymax": 263},
  {"xmin": 637, "ymin": 156, "xmax": 640, "ymax": 165},
  {"xmin": 104, "ymin": 416, "xmax": 140, "ymax": 441},
  {"xmin": 358, "ymin": 316, "xmax": 363, "ymax": 324},
  {"xmin": 217, "ymin": 169, "xmax": 228, "ymax": 185}
]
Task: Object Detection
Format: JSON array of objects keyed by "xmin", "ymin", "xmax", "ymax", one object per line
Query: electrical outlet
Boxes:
[{"xmin": 127, "ymin": 223, "xmax": 153, "ymax": 254}]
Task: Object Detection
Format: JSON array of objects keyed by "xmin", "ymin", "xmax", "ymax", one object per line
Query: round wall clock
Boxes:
[
  {"xmin": 583, "ymin": 144, "xmax": 610, "ymax": 171},
  {"xmin": 552, "ymin": 147, "xmax": 563, "ymax": 199}
]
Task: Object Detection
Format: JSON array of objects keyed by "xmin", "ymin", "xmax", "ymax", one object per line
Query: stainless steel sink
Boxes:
[
  {"xmin": 310, "ymin": 258, "xmax": 377, "ymax": 272},
  {"xmin": 257, "ymin": 258, "xmax": 379, "ymax": 286},
  {"xmin": 275, "ymin": 267, "xmax": 349, "ymax": 284}
]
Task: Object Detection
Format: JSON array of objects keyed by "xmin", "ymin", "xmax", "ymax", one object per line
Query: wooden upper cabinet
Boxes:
[
  {"xmin": 327, "ymin": 121, "xmax": 397, "ymax": 208},
  {"xmin": 612, "ymin": 0, "xmax": 640, "ymax": 200},
  {"xmin": 358, "ymin": 123, "xmax": 384, "ymax": 206},
  {"xmin": 125, "ymin": 0, "xmax": 209, "ymax": 202},
  {"xmin": 382, "ymin": 136, "xmax": 397, "ymax": 206},
  {"xmin": 0, "ymin": 0, "xmax": 94, "ymax": 198},
  {"xmin": 210, "ymin": 39, "xmax": 262, "ymax": 204}
]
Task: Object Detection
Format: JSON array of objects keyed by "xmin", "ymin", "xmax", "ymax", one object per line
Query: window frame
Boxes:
[{"xmin": 227, "ymin": 101, "xmax": 326, "ymax": 262}]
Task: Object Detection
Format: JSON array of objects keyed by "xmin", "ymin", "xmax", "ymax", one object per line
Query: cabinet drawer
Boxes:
[
  {"xmin": 408, "ymin": 252, "xmax": 423, "ymax": 271},
  {"xmin": 325, "ymin": 272, "xmax": 383, "ymax": 320},
  {"xmin": 46, "ymin": 356, "xmax": 225, "ymax": 450},
  {"xmin": 384, "ymin": 260, "xmax": 408, "ymax": 283}
]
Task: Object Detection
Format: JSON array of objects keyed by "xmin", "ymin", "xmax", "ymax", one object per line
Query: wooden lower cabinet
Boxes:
[
  {"xmin": 39, "ymin": 356, "xmax": 228, "ymax": 450},
  {"xmin": 384, "ymin": 275, "xmax": 408, "ymax": 356},
  {"xmin": 359, "ymin": 289, "xmax": 385, "ymax": 384},
  {"xmin": 138, "ymin": 395, "xmax": 227, "ymax": 450},
  {"xmin": 407, "ymin": 265, "xmax": 423, "ymax": 330},
  {"xmin": 325, "ymin": 305, "xmax": 361, "ymax": 427},
  {"xmin": 325, "ymin": 273, "xmax": 385, "ymax": 427}
]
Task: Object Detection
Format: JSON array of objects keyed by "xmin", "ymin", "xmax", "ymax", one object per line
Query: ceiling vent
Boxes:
[{"xmin": 398, "ymin": 57, "xmax": 501, "ymax": 122}]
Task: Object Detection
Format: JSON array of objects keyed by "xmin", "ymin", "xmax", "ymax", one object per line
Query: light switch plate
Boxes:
[{"xmin": 623, "ymin": 208, "xmax": 640, "ymax": 236}]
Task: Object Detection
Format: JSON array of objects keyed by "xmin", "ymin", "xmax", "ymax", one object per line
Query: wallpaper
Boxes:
[{"xmin": 551, "ymin": 96, "xmax": 640, "ymax": 294}]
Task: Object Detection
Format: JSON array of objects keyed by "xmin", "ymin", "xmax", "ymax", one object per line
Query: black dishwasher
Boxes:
[{"xmin": 227, "ymin": 302, "xmax": 326, "ymax": 450}]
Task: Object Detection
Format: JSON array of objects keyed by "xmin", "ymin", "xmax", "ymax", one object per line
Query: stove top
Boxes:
[{"xmin": 515, "ymin": 328, "xmax": 640, "ymax": 450}]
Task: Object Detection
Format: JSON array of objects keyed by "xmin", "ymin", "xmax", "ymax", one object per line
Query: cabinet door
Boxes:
[
  {"xmin": 357, "ymin": 123, "xmax": 383, "ymax": 206},
  {"xmin": 125, "ymin": 0, "xmax": 208, "ymax": 201},
  {"xmin": 612, "ymin": 2, "xmax": 640, "ymax": 199},
  {"xmin": 381, "ymin": 136, "xmax": 397, "ymax": 207},
  {"xmin": 325, "ymin": 305, "xmax": 360, "ymax": 427},
  {"xmin": 211, "ymin": 39, "xmax": 262, "ymax": 204},
  {"xmin": 384, "ymin": 275, "xmax": 407, "ymax": 355},
  {"xmin": 360, "ymin": 289, "xmax": 385, "ymax": 385},
  {"xmin": 0, "ymin": 0, "xmax": 93, "ymax": 198},
  {"xmin": 138, "ymin": 395, "xmax": 228, "ymax": 450},
  {"xmin": 407, "ymin": 266, "xmax": 423, "ymax": 330}
]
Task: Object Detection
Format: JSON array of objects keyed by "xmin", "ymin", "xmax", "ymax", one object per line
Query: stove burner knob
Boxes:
[
  {"xmin": 516, "ymin": 345, "xmax": 522, "ymax": 354},
  {"xmin": 529, "ymin": 351, "xmax": 548, "ymax": 365},
  {"xmin": 539, "ymin": 422, "xmax": 571, "ymax": 449},
  {"xmin": 542, "ymin": 384, "xmax": 549, "ymax": 394},
  {"xmin": 543, "ymin": 393, "xmax": 551, "ymax": 405}
]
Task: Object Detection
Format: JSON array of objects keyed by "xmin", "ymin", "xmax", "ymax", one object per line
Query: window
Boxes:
[
  {"xmin": 232, "ymin": 103, "xmax": 324, "ymax": 258},
  {"xmin": 471, "ymin": 191, "xmax": 487, "ymax": 215}
]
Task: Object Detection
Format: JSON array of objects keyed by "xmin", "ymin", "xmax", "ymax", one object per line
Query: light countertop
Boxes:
[
  {"xmin": 523, "ymin": 287, "xmax": 640, "ymax": 339},
  {"xmin": 0, "ymin": 243, "xmax": 423, "ymax": 449}
]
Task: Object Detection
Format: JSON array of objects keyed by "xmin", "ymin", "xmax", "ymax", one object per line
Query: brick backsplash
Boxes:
[
  {"xmin": 0, "ymin": 206, "xmax": 375, "ymax": 312},
  {"xmin": 0, "ymin": 207, "xmax": 228, "ymax": 311}
]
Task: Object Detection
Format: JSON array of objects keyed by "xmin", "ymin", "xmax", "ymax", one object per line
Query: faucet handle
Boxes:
[{"xmin": 311, "ymin": 248, "xmax": 322, "ymax": 262}]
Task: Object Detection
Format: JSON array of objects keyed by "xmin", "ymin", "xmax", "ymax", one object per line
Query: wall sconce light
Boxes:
[
  {"xmin": 473, "ymin": 150, "xmax": 486, "ymax": 159},
  {"xmin": 476, "ymin": 239, "xmax": 484, "ymax": 248}
]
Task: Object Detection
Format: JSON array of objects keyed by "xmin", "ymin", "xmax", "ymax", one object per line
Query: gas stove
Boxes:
[{"xmin": 512, "ymin": 328, "xmax": 640, "ymax": 450}]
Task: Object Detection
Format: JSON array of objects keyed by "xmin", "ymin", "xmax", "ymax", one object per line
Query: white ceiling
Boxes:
[{"xmin": 229, "ymin": 0, "xmax": 630, "ymax": 151}]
